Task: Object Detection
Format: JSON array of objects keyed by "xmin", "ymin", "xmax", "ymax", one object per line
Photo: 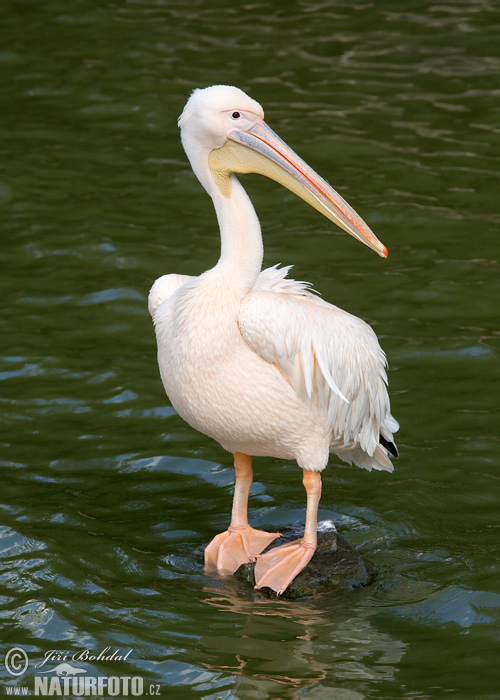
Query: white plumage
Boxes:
[{"xmin": 149, "ymin": 85, "xmax": 398, "ymax": 594}]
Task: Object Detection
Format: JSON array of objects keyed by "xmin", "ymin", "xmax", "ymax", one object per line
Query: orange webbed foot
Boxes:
[
  {"xmin": 204, "ymin": 525, "xmax": 281, "ymax": 575},
  {"xmin": 254, "ymin": 539, "xmax": 316, "ymax": 594}
]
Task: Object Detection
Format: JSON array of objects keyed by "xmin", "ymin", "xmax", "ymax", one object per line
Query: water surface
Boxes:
[{"xmin": 1, "ymin": 1, "xmax": 499, "ymax": 698}]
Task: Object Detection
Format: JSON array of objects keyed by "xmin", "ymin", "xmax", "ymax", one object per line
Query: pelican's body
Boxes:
[
  {"xmin": 151, "ymin": 265, "xmax": 395, "ymax": 472},
  {"xmin": 149, "ymin": 86, "xmax": 398, "ymax": 594}
]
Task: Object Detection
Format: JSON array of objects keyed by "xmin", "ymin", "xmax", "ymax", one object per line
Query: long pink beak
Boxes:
[{"xmin": 228, "ymin": 121, "xmax": 388, "ymax": 258}]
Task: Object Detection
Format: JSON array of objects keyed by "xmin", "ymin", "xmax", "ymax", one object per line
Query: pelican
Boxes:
[{"xmin": 148, "ymin": 85, "xmax": 399, "ymax": 594}]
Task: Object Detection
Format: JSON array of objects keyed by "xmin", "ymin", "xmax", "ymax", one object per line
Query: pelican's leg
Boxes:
[
  {"xmin": 254, "ymin": 469, "xmax": 321, "ymax": 594},
  {"xmin": 204, "ymin": 453, "xmax": 281, "ymax": 575}
]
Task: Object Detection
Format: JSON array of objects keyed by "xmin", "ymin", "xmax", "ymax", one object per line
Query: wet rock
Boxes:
[{"xmin": 234, "ymin": 523, "xmax": 377, "ymax": 599}]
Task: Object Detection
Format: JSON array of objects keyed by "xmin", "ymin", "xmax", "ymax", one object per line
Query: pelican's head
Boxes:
[{"xmin": 179, "ymin": 85, "xmax": 388, "ymax": 258}]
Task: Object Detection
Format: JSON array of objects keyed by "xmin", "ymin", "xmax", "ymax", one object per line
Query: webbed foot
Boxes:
[
  {"xmin": 204, "ymin": 525, "xmax": 281, "ymax": 575},
  {"xmin": 254, "ymin": 538, "xmax": 316, "ymax": 594}
]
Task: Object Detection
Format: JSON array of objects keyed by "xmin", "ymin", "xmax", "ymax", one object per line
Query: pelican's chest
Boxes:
[{"xmin": 153, "ymin": 281, "xmax": 247, "ymax": 417}]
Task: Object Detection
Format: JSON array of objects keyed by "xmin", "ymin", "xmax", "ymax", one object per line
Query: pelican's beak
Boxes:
[{"xmin": 208, "ymin": 121, "xmax": 388, "ymax": 258}]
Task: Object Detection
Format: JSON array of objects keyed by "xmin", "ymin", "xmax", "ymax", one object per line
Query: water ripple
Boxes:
[{"xmin": 1, "ymin": 0, "xmax": 499, "ymax": 696}]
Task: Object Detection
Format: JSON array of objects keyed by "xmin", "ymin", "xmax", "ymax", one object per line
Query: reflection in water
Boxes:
[{"xmin": 201, "ymin": 581, "xmax": 407, "ymax": 696}]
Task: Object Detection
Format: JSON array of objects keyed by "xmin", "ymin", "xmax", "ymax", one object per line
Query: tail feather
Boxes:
[{"xmin": 333, "ymin": 444, "xmax": 394, "ymax": 473}]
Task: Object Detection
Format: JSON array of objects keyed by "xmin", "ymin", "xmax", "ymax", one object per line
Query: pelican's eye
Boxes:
[{"xmin": 231, "ymin": 111, "xmax": 241, "ymax": 120}]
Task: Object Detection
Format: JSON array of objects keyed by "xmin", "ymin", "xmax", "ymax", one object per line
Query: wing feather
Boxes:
[{"xmin": 239, "ymin": 266, "xmax": 398, "ymax": 469}]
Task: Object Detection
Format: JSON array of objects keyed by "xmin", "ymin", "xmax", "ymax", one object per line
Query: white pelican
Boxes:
[{"xmin": 149, "ymin": 85, "xmax": 399, "ymax": 594}]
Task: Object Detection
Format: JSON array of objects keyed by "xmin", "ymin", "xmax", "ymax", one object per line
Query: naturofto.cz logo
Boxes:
[{"xmin": 2, "ymin": 647, "xmax": 161, "ymax": 697}]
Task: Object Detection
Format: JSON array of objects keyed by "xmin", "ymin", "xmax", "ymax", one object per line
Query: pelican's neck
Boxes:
[{"xmin": 210, "ymin": 175, "xmax": 263, "ymax": 297}]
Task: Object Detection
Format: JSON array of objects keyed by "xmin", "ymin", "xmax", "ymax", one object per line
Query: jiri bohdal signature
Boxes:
[{"xmin": 35, "ymin": 647, "xmax": 133, "ymax": 668}]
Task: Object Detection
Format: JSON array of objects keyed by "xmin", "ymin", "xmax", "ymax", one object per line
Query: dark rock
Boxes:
[{"xmin": 234, "ymin": 524, "xmax": 377, "ymax": 599}]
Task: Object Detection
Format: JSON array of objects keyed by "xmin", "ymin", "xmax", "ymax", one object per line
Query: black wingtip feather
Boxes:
[{"xmin": 380, "ymin": 434, "xmax": 399, "ymax": 458}]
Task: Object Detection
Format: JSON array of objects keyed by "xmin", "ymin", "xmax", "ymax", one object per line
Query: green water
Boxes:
[{"xmin": 1, "ymin": 1, "xmax": 499, "ymax": 697}]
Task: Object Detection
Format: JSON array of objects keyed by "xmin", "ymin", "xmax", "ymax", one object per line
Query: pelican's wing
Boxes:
[
  {"xmin": 252, "ymin": 264, "xmax": 315, "ymax": 297},
  {"xmin": 148, "ymin": 274, "xmax": 194, "ymax": 317},
  {"xmin": 240, "ymin": 267, "xmax": 398, "ymax": 470}
]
